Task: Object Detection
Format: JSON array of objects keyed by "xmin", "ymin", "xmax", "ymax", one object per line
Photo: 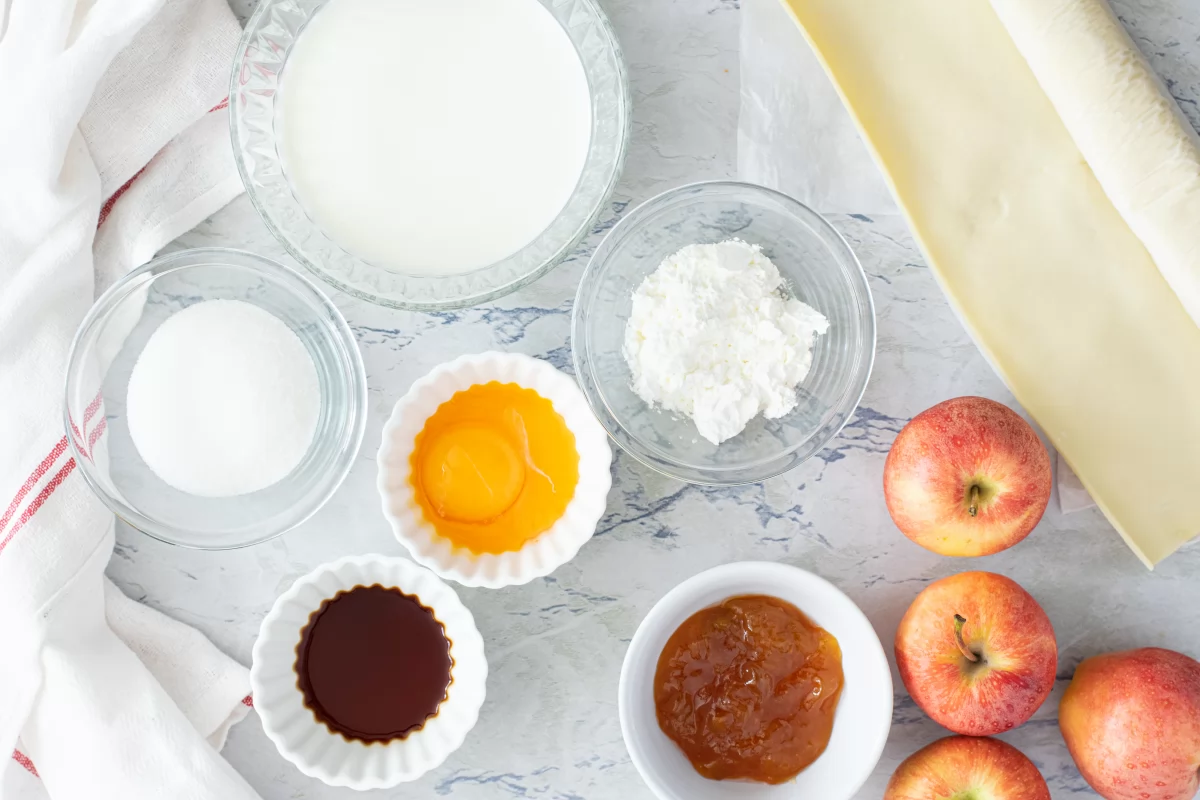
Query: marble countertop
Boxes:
[{"xmin": 110, "ymin": 0, "xmax": 1200, "ymax": 797}]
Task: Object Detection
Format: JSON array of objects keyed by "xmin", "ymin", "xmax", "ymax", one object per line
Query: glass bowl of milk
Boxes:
[
  {"xmin": 64, "ymin": 248, "xmax": 368, "ymax": 549},
  {"xmin": 231, "ymin": 0, "xmax": 630, "ymax": 310}
]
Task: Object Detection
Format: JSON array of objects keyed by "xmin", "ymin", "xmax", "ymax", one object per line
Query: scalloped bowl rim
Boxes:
[
  {"xmin": 250, "ymin": 554, "xmax": 487, "ymax": 789},
  {"xmin": 377, "ymin": 352, "xmax": 613, "ymax": 588}
]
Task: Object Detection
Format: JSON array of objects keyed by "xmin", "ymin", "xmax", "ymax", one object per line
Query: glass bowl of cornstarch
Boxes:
[
  {"xmin": 572, "ymin": 181, "xmax": 875, "ymax": 485},
  {"xmin": 64, "ymin": 248, "xmax": 367, "ymax": 549}
]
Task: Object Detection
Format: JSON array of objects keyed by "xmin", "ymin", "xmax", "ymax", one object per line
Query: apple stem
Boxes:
[
  {"xmin": 968, "ymin": 484, "xmax": 980, "ymax": 517},
  {"xmin": 953, "ymin": 614, "xmax": 980, "ymax": 663}
]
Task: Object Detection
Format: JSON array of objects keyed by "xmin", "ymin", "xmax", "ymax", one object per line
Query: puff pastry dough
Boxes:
[
  {"xmin": 990, "ymin": 0, "xmax": 1200, "ymax": 329},
  {"xmin": 781, "ymin": 0, "xmax": 1200, "ymax": 566}
]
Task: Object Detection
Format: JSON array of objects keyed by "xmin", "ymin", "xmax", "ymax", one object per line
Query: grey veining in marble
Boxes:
[{"xmin": 106, "ymin": 0, "xmax": 1200, "ymax": 797}]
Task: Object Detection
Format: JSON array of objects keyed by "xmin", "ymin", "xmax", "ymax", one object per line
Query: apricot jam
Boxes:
[
  {"xmin": 653, "ymin": 595, "xmax": 844, "ymax": 784},
  {"xmin": 409, "ymin": 382, "xmax": 578, "ymax": 554}
]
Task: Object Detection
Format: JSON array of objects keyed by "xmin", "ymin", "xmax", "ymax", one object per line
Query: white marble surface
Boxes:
[{"xmin": 108, "ymin": 0, "xmax": 1200, "ymax": 797}]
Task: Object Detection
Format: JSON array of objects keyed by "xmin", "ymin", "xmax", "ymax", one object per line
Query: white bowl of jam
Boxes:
[
  {"xmin": 251, "ymin": 554, "xmax": 487, "ymax": 789},
  {"xmin": 377, "ymin": 351, "xmax": 613, "ymax": 588},
  {"xmin": 618, "ymin": 561, "xmax": 892, "ymax": 800}
]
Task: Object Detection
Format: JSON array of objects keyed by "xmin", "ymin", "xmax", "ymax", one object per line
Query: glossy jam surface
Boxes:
[
  {"xmin": 654, "ymin": 595, "xmax": 844, "ymax": 784},
  {"xmin": 295, "ymin": 585, "xmax": 452, "ymax": 743},
  {"xmin": 410, "ymin": 382, "xmax": 578, "ymax": 554}
]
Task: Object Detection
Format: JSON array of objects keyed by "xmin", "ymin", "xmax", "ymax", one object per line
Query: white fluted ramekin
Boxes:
[
  {"xmin": 377, "ymin": 352, "xmax": 613, "ymax": 588},
  {"xmin": 251, "ymin": 555, "xmax": 487, "ymax": 789}
]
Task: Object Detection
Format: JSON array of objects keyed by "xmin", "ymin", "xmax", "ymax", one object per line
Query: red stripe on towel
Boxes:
[
  {"xmin": 86, "ymin": 417, "xmax": 108, "ymax": 456},
  {"xmin": 97, "ymin": 167, "xmax": 147, "ymax": 229},
  {"xmin": 96, "ymin": 96, "xmax": 227, "ymax": 230},
  {"xmin": 69, "ymin": 419, "xmax": 84, "ymax": 456},
  {"xmin": 12, "ymin": 750, "xmax": 38, "ymax": 777},
  {"xmin": 0, "ymin": 458, "xmax": 77, "ymax": 556},
  {"xmin": 82, "ymin": 392, "xmax": 103, "ymax": 427},
  {"xmin": 0, "ymin": 437, "xmax": 67, "ymax": 537}
]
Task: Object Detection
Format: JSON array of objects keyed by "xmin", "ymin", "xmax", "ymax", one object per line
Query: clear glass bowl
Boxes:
[
  {"xmin": 64, "ymin": 248, "xmax": 367, "ymax": 549},
  {"xmin": 229, "ymin": 0, "xmax": 630, "ymax": 311},
  {"xmin": 572, "ymin": 181, "xmax": 876, "ymax": 485}
]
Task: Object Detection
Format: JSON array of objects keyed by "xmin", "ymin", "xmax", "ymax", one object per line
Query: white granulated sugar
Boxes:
[
  {"xmin": 126, "ymin": 299, "xmax": 321, "ymax": 498},
  {"xmin": 622, "ymin": 239, "xmax": 830, "ymax": 445}
]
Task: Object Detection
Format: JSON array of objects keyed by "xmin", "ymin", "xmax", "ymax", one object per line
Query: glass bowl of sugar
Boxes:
[
  {"xmin": 572, "ymin": 181, "xmax": 876, "ymax": 486},
  {"xmin": 64, "ymin": 248, "xmax": 367, "ymax": 550},
  {"xmin": 230, "ymin": 0, "xmax": 630, "ymax": 310}
]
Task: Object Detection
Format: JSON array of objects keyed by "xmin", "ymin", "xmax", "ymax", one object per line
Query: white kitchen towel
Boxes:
[
  {"xmin": 0, "ymin": 0, "xmax": 257, "ymax": 797},
  {"xmin": 3, "ymin": 572, "xmax": 258, "ymax": 800}
]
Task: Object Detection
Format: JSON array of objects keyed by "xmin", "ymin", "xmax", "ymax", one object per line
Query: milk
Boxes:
[{"xmin": 280, "ymin": 0, "xmax": 593, "ymax": 276}]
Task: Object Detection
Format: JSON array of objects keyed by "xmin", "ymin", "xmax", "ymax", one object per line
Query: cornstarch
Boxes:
[{"xmin": 622, "ymin": 239, "xmax": 829, "ymax": 445}]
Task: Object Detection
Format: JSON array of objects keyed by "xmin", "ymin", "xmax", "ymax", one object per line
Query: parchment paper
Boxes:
[{"xmin": 736, "ymin": 0, "xmax": 895, "ymax": 215}]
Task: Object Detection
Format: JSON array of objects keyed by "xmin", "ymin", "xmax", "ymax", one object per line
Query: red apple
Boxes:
[
  {"xmin": 883, "ymin": 396, "xmax": 1051, "ymax": 557},
  {"xmin": 1060, "ymin": 648, "xmax": 1200, "ymax": 800},
  {"xmin": 884, "ymin": 736, "xmax": 1050, "ymax": 800},
  {"xmin": 895, "ymin": 571, "xmax": 1057, "ymax": 736}
]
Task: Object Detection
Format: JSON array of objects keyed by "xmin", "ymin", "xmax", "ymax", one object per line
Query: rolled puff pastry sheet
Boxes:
[
  {"xmin": 990, "ymin": 0, "xmax": 1200, "ymax": 330},
  {"xmin": 779, "ymin": 0, "xmax": 1200, "ymax": 566}
]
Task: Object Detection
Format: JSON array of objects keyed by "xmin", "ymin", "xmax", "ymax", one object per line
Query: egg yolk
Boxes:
[
  {"xmin": 419, "ymin": 425, "xmax": 525, "ymax": 523},
  {"xmin": 410, "ymin": 382, "xmax": 578, "ymax": 555}
]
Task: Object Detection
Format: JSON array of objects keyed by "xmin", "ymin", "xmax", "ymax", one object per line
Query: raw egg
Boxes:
[{"xmin": 410, "ymin": 382, "xmax": 578, "ymax": 554}]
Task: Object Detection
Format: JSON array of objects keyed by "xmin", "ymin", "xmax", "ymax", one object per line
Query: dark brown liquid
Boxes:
[
  {"xmin": 654, "ymin": 595, "xmax": 844, "ymax": 784},
  {"xmin": 295, "ymin": 584, "xmax": 453, "ymax": 743}
]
